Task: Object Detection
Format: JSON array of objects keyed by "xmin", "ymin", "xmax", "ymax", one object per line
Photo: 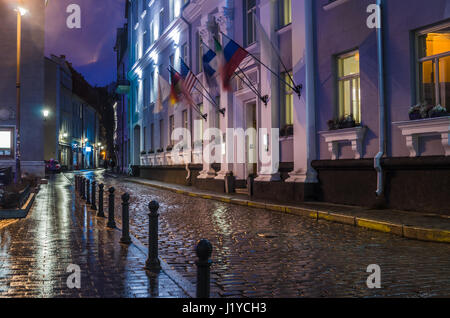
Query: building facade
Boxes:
[
  {"xmin": 114, "ymin": 17, "xmax": 131, "ymax": 174},
  {"xmin": 44, "ymin": 55, "xmax": 101, "ymax": 170},
  {"xmin": 126, "ymin": 0, "xmax": 450, "ymax": 215},
  {"xmin": 0, "ymin": 0, "xmax": 46, "ymax": 178}
]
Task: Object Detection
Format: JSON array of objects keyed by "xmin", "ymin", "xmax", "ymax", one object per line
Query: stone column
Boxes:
[
  {"xmin": 214, "ymin": 4, "xmax": 235, "ymax": 181},
  {"xmin": 254, "ymin": 0, "xmax": 281, "ymax": 182},
  {"xmin": 197, "ymin": 16, "xmax": 218, "ymax": 180},
  {"xmin": 286, "ymin": 0, "xmax": 319, "ymax": 189}
]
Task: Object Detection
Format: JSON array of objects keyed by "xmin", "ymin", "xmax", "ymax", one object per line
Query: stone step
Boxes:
[{"xmin": 235, "ymin": 188, "xmax": 249, "ymax": 195}]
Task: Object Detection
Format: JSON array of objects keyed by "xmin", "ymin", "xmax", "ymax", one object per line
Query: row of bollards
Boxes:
[{"xmin": 74, "ymin": 174, "xmax": 213, "ymax": 298}]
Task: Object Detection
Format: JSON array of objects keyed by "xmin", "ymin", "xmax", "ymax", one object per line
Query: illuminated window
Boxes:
[
  {"xmin": 169, "ymin": 115, "xmax": 175, "ymax": 146},
  {"xmin": 337, "ymin": 51, "xmax": 361, "ymax": 124},
  {"xmin": 159, "ymin": 119, "xmax": 164, "ymax": 148},
  {"xmin": 418, "ymin": 24, "xmax": 450, "ymax": 111},
  {"xmin": 279, "ymin": 0, "xmax": 292, "ymax": 28},
  {"xmin": 197, "ymin": 32, "xmax": 203, "ymax": 74},
  {"xmin": 245, "ymin": 0, "xmax": 256, "ymax": 46},
  {"xmin": 182, "ymin": 43, "xmax": 189, "ymax": 67},
  {"xmin": 0, "ymin": 128, "xmax": 14, "ymax": 159},
  {"xmin": 282, "ymin": 71, "xmax": 294, "ymax": 128},
  {"xmin": 182, "ymin": 110, "xmax": 188, "ymax": 129},
  {"xmin": 159, "ymin": 9, "xmax": 165, "ymax": 37}
]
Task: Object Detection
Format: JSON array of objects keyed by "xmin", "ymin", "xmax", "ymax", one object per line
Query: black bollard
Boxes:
[
  {"xmin": 86, "ymin": 179, "xmax": 91, "ymax": 204},
  {"xmin": 91, "ymin": 180, "xmax": 97, "ymax": 211},
  {"xmin": 145, "ymin": 201, "xmax": 161, "ymax": 271},
  {"xmin": 107, "ymin": 187, "xmax": 116, "ymax": 228},
  {"xmin": 97, "ymin": 183, "xmax": 105, "ymax": 217},
  {"xmin": 196, "ymin": 239, "xmax": 213, "ymax": 298},
  {"xmin": 120, "ymin": 193, "xmax": 131, "ymax": 244},
  {"xmin": 81, "ymin": 178, "xmax": 86, "ymax": 200}
]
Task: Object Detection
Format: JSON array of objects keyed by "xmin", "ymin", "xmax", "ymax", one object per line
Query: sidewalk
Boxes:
[
  {"xmin": 0, "ymin": 175, "xmax": 188, "ymax": 298},
  {"xmin": 123, "ymin": 176, "xmax": 450, "ymax": 244}
]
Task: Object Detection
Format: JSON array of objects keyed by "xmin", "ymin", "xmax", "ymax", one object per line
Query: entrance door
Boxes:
[
  {"xmin": 245, "ymin": 101, "xmax": 257, "ymax": 177},
  {"xmin": 133, "ymin": 125, "xmax": 141, "ymax": 165}
]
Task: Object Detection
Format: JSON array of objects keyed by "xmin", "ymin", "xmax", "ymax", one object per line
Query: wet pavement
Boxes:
[
  {"xmin": 0, "ymin": 173, "xmax": 187, "ymax": 298},
  {"xmin": 74, "ymin": 170, "xmax": 450, "ymax": 298}
]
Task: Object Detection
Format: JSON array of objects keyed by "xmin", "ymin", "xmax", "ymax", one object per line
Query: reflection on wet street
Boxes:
[
  {"xmin": 78, "ymin": 171, "xmax": 450, "ymax": 298},
  {"xmin": 1, "ymin": 170, "xmax": 450, "ymax": 298},
  {"xmin": 0, "ymin": 173, "xmax": 186, "ymax": 298}
]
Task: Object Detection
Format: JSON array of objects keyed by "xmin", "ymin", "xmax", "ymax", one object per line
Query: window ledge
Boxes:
[
  {"xmin": 323, "ymin": 0, "xmax": 351, "ymax": 11},
  {"xmin": 393, "ymin": 116, "xmax": 450, "ymax": 157},
  {"xmin": 319, "ymin": 126, "xmax": 367, "ymax": 160},
  {"xmin": 276, "ymin": 23, "xmax": 292, "ymax": 35}
]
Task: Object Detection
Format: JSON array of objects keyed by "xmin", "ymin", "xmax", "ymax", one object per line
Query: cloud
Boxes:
[{"xmin": 45, "ymin": 0, "xmax": 126, "ymax": 86}]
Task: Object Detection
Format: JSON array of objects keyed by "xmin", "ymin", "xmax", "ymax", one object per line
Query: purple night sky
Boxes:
[{"xmin": 45, "ymin": 0, "xmax": 127, "ymax": 87}]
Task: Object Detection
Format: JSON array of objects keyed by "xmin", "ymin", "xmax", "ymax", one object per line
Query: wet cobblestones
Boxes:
[
  {"xmin": 81, "ymin": 171, "xmax": 450, "ymax": 298},
  {"xmin": 0, "ymin": 175, "xmax": 187, "ymax": 298}
]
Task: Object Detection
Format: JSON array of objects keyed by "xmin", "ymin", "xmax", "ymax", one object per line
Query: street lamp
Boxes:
[{"xmin": 14, "ymin": 2, "xmax": 28, "ymax": 184}]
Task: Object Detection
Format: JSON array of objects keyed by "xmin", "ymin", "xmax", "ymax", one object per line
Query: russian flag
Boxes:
[{"xmin": 221, "ymin": 37, "xmax": 248, "ymax": 90}]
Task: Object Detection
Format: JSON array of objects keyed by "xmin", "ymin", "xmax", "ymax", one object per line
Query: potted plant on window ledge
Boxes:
[
  {"xmin": 327, "ymin": 114, "xmax": 359, "ymax": 130},
  {"xmin": 429, "ymin": 105, "xmax": 449, "ymax": 118}
]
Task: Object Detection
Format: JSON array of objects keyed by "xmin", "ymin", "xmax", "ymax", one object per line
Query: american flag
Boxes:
[{"xmin": 180, "ymin": 58, "xmax": 196, "ymax": 94}]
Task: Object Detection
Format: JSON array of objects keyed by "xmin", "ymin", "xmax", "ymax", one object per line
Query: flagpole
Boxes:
[{"xmin": 219, "ymin": 31, "xmax": 302, "ymax": 98}]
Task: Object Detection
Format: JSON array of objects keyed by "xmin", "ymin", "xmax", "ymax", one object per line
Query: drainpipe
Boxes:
[{"xmin": 375, "ymin": 0, "xmax": 386, "ymax": 197}]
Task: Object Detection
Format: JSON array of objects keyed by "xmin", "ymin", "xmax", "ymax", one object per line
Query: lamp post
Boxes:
[{"xmin": 14, "ymin": 3, "xmax": 27, "ymax": 184}]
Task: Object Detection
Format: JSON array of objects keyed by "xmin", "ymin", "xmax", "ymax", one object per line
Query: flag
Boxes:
[
  {"xmin": 219, "ymin": 36, "xmax": 248, "ymax": 91},
  {"xmin": 169, "ymin": 67, "xmax": 183, "ymax": 105},
  {"xmin": 169, "ymin": 67, "xmax": 195, "ymax": 108},
  {"xmin": 202, "ymin": 43, "xmax": 219, "ymax": 87},
  {"xmin": 179, "ymin": 58, "xmax": 196, "ymax": 94},
  {"xmin": 154, "ymin": 74, "xmax": 170, "ymax": 114}
]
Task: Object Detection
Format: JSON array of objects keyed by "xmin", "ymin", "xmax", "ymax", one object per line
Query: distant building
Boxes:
[
  {"xmin": 0, "ymin": 0, "xmax": 46, "ymax": 178},
  {"xmin": 44, "ymin": 55, "xmax": 101, "ymax": 170},
  {"xmin": 114, "ymin": 14, "xmax": 131, "ymax": 174}
]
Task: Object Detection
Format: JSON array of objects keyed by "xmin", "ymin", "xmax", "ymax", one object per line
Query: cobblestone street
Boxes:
[
  {"xmin": 77, "ymin": 171, "xmax": 450, "ymax": 298},
  {"xmin": 0, "ymin": 173, "xmax": 187, "ymax": 298}
]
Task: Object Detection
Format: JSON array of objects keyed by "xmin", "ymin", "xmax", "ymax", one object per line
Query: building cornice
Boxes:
[
  {"xmin": 129, "ymin": 17, "xmax": 187, "ymax": 80},
  {"xmin": 183, "ymin": 0, "xmax": 208, "ymax": 22}
]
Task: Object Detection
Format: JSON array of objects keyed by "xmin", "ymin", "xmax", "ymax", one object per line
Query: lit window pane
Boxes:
[
  {"xmin": 419, "ymin": 28, "xmax": 450, "ymax": 58},
  {"xmin": 420, "ymin": 60, "xmax": 436, "ymax": 106},
  {"xmin": 439, "ymin": 55, "xmax": 450, "ymax": 109},
  {"xmin": 0, "ymin": 131, "xmax": 11, "ymax": 149}
]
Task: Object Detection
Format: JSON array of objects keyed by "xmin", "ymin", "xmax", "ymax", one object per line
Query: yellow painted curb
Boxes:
[
  {"xmin": 265, "ymin": 204, "xmax": 286, "ymax": 213},
  {"xmin": 201, "ymin": 195, "xmax": 212, "ymax": 199},
  {"xmin": 318, "ymin": 211, "xmax": 356, "ymax": 226},
  {"xmin": 285, "ymin": 206, "xmax": 318, "ymax": 219},
  {"xmin": 356, "ymin": 218, "xmax": 403, "ymax": 236},
  {"xmin": 230, "ymin": 199, "xmax": 249, "ymax": 206},
  {"xmin": 247, "ymin": 201, "xmax": 266, "ymax": 209},
  {"xmin": 403, "ymin": 226, "xmax": 450, "ymax": 243}
]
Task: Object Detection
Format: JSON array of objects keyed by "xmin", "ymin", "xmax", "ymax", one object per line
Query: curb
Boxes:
[
  {"xmin": 124, "ymin": 178, "xmax": 450, "ymax": 244},
  {"xmin": 0, "ymin": 192, "xmax": 36, "ymax": 220}
]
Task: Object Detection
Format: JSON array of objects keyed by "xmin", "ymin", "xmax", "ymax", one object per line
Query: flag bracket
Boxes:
[
  {"xmin": 294, "ymin": 84, "xmax": 303, "ymax": 99},
  {"xmin": 261, "ymin": 95, "xmax": 269, "ymax": 106},
  {"xmin": 219, "ymin": 108, "xmax": 226, "ymax": 116}
]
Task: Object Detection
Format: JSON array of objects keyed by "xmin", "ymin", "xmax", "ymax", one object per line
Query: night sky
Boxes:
[{"xmin": 45, "ymin": 0, "xmax": 127, "ymax": 87}]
